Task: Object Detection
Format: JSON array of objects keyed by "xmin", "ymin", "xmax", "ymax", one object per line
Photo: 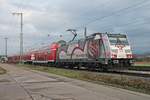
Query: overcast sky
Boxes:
[{"xmin": 0, "ymin": 0, "xmax": 150, "ymax": 55}]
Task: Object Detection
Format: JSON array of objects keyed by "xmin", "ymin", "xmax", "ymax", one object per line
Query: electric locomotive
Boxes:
[{"xmin": 57, "ymin": 33, "xmax": 133, "ymax": 69}]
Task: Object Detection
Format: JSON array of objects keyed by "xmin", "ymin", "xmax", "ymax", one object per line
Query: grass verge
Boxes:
[
  {"xmin": 134, "ymin": 62, "xmax": 150, "ymax": 67},
  {"xmin": 18, "ymin": 64, "xmax": 150, "ymax": 94},
  {"xmin": 0, "ymin": 67, "xmax": 6, "ymax": 75},
  {"xmin": 134, "ymin": 64, "xmax": 150, "ymax": 67},
  {"xmin": 131, "ymin": 62, "xmax": 150, "ymax": 71}
]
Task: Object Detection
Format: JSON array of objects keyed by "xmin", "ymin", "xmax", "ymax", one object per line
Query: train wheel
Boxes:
[{"xmin": 101, "ymin": 65, "xmax": 108, "ymax": 72}]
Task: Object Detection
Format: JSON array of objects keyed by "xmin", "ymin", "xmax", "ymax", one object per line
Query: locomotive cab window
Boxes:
[{"xmin": 108, "ymin": 34, "xmax": 129, "ymax": 45}]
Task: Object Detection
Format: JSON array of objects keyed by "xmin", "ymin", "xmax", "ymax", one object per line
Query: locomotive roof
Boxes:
[{"xmin": 57, "ymin": 33, "xmax": 127, "ymax": 46}]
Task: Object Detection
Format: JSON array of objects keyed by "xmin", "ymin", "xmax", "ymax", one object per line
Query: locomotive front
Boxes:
[{"xmin": 107, "ymin": 34, "xmax": 134, "ymax": 66}]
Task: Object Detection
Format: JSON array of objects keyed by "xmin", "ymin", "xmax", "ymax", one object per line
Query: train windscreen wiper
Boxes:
[{"xmin": 115, "ymin": 37, "xmax": 122, "ymax": 45}]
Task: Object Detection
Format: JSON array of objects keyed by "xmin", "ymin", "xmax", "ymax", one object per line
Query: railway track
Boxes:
[
  {"xmin": 77, "ymin": 65, "xmax": 150, "ymax": 77},
  {"xmin": 111, "ymin": 70, "xmax": 150, "ymax": 78},
  {"xmin": 129, "ymin": 66, "xmax": 150, "ymax": 71},
  {"xmin": 54, "ymin": 65, "xmax": 150, "ymax": 78},
  {"xmin": 67, "ymin": 66, "xmax": 150, "ymax": 78}
]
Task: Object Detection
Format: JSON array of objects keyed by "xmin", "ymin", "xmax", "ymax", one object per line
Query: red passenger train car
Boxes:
[{"xmin": 8, "ymin": 42, "xmax": 59, "ymax": 64}]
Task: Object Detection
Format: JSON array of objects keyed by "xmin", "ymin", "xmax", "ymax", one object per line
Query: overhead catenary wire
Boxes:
[
  {"xmin": 90, "ymin": 2, "xmax": 150, "ymax": 32},
  {"xmin": 99, "ymin": 17, "xmax": 150, "ymax": 32},
  {"xmin": 75, "ymin": 0, "xmax": 149, "ymax": 30},
  {"xmin": 24, "ymin": 33, "xmax": 64, "ymax": 52}
]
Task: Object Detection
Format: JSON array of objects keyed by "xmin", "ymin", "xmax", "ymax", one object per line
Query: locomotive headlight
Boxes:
[{"xmin": 125, "ymin": 49, "xmax": 131, "ymax": 53}]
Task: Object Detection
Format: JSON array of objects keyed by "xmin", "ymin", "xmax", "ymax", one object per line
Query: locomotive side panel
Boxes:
[
  {"xmin": 57, "ymin": 33, "xmax": 109, "ymax": 64},
  {"xmin": 57, "ymin": 40, "xmax": 88, "ymax": 62}
]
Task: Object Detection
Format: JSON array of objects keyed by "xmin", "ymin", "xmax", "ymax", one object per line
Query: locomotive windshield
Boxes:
[{"xmin": 108, "ymin": 34, "xmax": 129, "ymax": 45}]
